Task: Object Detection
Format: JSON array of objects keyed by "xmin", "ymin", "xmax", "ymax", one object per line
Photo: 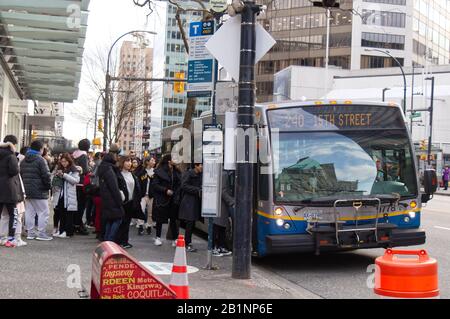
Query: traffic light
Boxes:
[
  {"xmin": 174, "ymin": 72, "xmax": 185, "ymax": 94},
  {"xmin": 31, "ymin": 131, "xmax": 38, "ymax": 140},
  {"xmin": 92, "ymin": 138, "xmax": 102, "ymax": 146},
  {"xmin": 98, "ymin": 119, "xmax": 104, "ymax": 132},
  {"xmin": 420, "ymin": 139, "xmax": 427, "ymax": 150}
]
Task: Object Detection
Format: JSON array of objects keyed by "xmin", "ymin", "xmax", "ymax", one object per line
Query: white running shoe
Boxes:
[
  {"xmin": 36, "ymin": 234, "xmax": 53, "ymax": 241},
  {"xmin": 16, "ymin": 239, "xmax": 27, "ymax": 247},
  {"xmin": 52, "ymin": 229, "xmax": 59, "ymax": 236},
  {"xmin": 154, "ymin": 237, "xmax": 162, "ymax": 246},
  {"xmin": 0, "ymin": 237, "xmax": 7, "ymax": 246},
  {"xmin": 57, "ymin": 232, "xmax": 68, "ymax": 238}
]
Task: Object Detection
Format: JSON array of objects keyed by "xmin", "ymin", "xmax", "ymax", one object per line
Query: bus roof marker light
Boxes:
[
  {"xmin": 410, "ymin": 201, "xmax": 417, "ymax": 209},
  {"xmin": 330, "ymin": 100, "xmax": 337, "ymax": 104},
  {"xmin": 344, "ymin": 100, "xmax": 353, "ymax": 104},
  {"xmin": 314, "ymin": 101, "xmax": 323, "ymax": 105}
]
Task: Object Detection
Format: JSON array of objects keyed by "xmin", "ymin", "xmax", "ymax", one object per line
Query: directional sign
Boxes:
[
  {"xmin": 205, "ymin": 15, "xmax": 276, "ymax": 81},
  {"xmin": 187, "ymin": 21, "xmax": 215, "ymax": 98}
]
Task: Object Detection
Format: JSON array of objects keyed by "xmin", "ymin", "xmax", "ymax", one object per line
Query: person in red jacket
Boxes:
[{"xmin": 83, "ymin": 170, "xmax": 102, "ymax": 239}]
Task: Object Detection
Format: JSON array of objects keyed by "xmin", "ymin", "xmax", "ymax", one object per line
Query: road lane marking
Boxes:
[{"xmin": 434, "ymin": 226, "xmax": 450, "ymax": 231}]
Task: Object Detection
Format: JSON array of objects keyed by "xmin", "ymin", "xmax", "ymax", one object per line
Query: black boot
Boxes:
[
  {"xmin": 146, "ymin": 226, "xmax": 152, "ymax": 235},
  {"xmin": 138, "ymin": 225, "xmax": 144, "ymax": 236}
]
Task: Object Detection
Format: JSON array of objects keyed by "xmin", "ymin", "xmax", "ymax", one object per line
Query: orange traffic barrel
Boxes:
[{"xmin": 374, "ymin": 249, "xmax": 439, "ymax": 298}]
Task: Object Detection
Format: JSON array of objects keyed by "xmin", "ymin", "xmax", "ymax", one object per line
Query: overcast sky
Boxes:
[{"xmin": 63, "ymin": 0, "xmax": 165, "ymax": 144}]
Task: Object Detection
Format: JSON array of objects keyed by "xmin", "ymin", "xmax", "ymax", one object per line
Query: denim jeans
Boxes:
[{"xmin": 104, "ymin": 219, "xmax": 121, "ymax": 242}]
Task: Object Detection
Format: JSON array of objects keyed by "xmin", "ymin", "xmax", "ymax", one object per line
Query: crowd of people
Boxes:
[{"xmin": 0, "ymin": 136, "xmax": 233, "ymax": 257}]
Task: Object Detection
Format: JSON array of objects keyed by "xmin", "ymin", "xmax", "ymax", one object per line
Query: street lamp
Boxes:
[
  {"xmin": 104, "ymin": 30, "xmax": 156, "ymax": 151},
  {"xmin": 364, "ymin": 48, "xmax": 407, "ymax": 114},
  {"xmin": 425, "ymin": 76, "xmax": 435, "ymax": 167},
  {"xmin": 382, "ymin": 88, "xmax": 390, "ymax": 102}
]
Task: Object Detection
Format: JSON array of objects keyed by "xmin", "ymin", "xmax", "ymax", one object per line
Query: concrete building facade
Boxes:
[
  {"xmin": 256, "ymin": 0, "xmax": 450, "ymax": 102},
  {"xmin": 116, "ymin": 40, "xmax": 153, "ymax": 157}
]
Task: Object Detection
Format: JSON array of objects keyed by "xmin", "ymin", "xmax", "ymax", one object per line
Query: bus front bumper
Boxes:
[{"xmin": 265, "ymin": 228, "xmax": 426, "ymax": 255}]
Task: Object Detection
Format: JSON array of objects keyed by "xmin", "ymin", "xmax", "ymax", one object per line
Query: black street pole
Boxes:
[
  {"xmin": 365, "ymin": 49, "xmax": 406, "ymax": 114},
  {"xmin": 233, "ymin": 0, "xmax": 261, "ymax": 280},
  {"xmin": 426, "ymin": 76, "xmax": 434, "ymax": 166},
  {"xmin": 410, "ymin": 64, "xmax": 415, "ymax": 136},
  {"xmin": 382, "ymin": 88, "xmax": 390, "ymax": 102}
]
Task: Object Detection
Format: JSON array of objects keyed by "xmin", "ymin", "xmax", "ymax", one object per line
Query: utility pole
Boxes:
[
  {"xmin": 232, "ymin": 0, "xmax": 261, "ymax": 280},
  {"xmin": 426, "ymin": 76, "xmax": 434, "ymax": 167}
]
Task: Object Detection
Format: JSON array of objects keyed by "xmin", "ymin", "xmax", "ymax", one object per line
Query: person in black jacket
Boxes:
[
  {"xmin": 178, "ymin": 163, "xmax": 203, "ymax": 252},
  {"xmin": 97, "ymin": 145, "xmax": 124, "ymax": 242},
  {"xmin": 152, "ymin": 154, "xmax": 181, "ymax": 246},
  {"xmin": 116, "ymin": 156, "xmax": 144, "ymax": 249},
  {"xmin": 0, "ymin": 135, "xmax": 24, "ymax": 247},
  {"xmin": 72, "ymin": 139, "xmax": 91, "ymax": 235},
  {"xmin": 135, "ymin": 157, "xmax": 157, "ymax": 235},
  {"xmin": 20, "ymin": 139, "xmax": 52, "ymax": 241}
]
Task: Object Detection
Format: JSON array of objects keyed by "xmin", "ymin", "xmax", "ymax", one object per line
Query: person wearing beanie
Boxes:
[{"xmin": 72, "ymin": 139, "xmax": 91, "ymax": 235}]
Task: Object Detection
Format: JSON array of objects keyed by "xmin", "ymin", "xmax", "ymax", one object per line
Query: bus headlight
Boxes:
[
  {"xmin": 284, "ymin": 223, "xmax": 291, "ymax": 230},
  {"xmin": 276, "ymin": 219, "xmax": 284, "ymax": 227},
  {"xmin": 274, "ymin": 207, "xmax": 283, "ymax": 216},
  {"xmin": 408, "ymin": 212, "xmax": 416, "ymax": 219},
  {"xmin": 404, "ymin": 216, "xmax": 411, "ymax": 223}
]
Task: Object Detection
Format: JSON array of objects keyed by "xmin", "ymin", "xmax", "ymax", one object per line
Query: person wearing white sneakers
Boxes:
[
  {"xmin": 20, "ymin": 140, "xmax": 53, "ymax": 241},
  {"xmin": 0, "ymin": 135, "xmax": 25, "ymax": 248},
  {"xmin": 151, "ymin": 154, "xmax": 181, "ymax": 247},
  {"xmin": 51, "ymin": 153, "xmax": 80, "ymax": 239}
]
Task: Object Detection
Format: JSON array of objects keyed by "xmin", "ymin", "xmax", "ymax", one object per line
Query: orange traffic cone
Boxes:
[{"xmin": 169, "ymin": 235, "xmax": 189, "ymax": 299}]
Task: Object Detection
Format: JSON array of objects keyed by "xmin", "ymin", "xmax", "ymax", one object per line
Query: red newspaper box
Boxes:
[{"xmin": 91, "ymin": 241, "xmax": 176, "ymax": 299}]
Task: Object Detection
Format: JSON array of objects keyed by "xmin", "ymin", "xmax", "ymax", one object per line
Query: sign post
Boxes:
[
  {"xmin": 201, "ymin": 125, "xmax": 223, "ymax": 270},
  {"xmin": 187, "ymin": 21, "xmax": 215, "ymax": 98}
]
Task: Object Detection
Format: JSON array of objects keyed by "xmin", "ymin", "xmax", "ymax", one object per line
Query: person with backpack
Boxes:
[
  {"xmin": 51, "ymin": 153, "xmax": 80, "ymax": 238},
  {"xmin": 72, "ymin": 139, "xmax": 90, "ymax": 235}
]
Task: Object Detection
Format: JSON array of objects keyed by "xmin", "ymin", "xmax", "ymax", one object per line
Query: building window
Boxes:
[
  {"xmin": 361, "ymin": 55, "xmax": 404, "ymax": 69},
  {"xmin": 363, "ymin": 0, "xmax": 405, "ymax": 4},
  {"xmin": 362, "ymin": 32, "xmax": 405, "ymax": 50},
  {"xmin": 362, "ymin": 10, "xmax": 406, "ymax": 28}
]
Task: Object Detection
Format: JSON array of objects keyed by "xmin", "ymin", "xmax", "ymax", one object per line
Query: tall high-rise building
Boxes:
[
  {"xmin": 116, "ymin": 40, "xmax": 153, "ymax": 157},
  {"xmin": 256, "ymin": 0, "xmax": 450, "ymax": 102},
  {"xmin": 150, "ymin": 1, "xmax": 211, "ymax": 150}
]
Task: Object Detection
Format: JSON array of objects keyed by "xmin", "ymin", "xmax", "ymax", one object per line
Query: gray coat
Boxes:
[
  {"xmin": 20, "ymin": 152, "xmax": 51, "ymax": 199},
  {"xmin": 52, "ymin": 168, "xmax": 80, "ymax": 211},
  {"xmin": 214, "ymin": 170, "xmax": 235, "ymax": 227}
]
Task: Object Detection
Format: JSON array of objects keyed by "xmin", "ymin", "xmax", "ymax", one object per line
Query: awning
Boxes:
[{"xmin": 0, "ymin": 0, "xmax": 90, "ymax": 102}]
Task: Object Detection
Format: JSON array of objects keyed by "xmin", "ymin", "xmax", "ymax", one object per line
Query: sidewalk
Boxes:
[
  {"xmin": 435, "ymin": 188, "xmax": 450, "ymax": 196},
  {"xmin": 0, "ymin": 224, "xmax": 318, "ymax": 299}
]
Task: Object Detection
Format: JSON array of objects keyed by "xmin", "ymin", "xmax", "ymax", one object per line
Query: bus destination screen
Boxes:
[{"xmin": 267, "ymin": 105, "xmax": 405, "ymax": 132}]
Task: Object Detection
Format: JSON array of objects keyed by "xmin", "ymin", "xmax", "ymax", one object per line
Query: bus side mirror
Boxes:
[{"xmin": 422, "ymin": 169, "xmax": 437, "ymax": 203}]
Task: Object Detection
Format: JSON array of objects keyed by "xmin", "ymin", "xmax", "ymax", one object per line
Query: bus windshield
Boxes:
[{"xmin": 272, "ymin": 130, "xmax": 418, "ymax": 203}]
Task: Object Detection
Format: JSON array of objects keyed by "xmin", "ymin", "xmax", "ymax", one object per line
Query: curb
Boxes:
[
  {"xmin": 435, "ymin": 192, "xmax": 450, "ymax": 197},
  {"xmin": 252, "ymin": 265, "xmax": 323, "ymax": 299}
]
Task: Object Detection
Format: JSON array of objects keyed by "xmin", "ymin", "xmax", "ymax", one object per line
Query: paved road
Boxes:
[{"xmin": 254, "ymin": 194, "xmax": 450, "ymax": 299}]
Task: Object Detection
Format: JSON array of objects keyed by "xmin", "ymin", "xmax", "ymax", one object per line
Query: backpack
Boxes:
[{"xmin": 84, "ymin": 166, "xmax": 100, "ymax": 196}]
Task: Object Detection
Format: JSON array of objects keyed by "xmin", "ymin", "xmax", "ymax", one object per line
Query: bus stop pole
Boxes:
[
  {"xmin": 426, "ymin": 76, "xmax": 434, "ymax": 167},
  {"xmin": 232, "ymin": 1, "xmax": 261, "ymax": 279}
]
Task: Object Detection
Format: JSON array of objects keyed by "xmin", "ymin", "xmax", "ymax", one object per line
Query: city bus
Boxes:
[{"xmin": 161, "ymin": 100, "xmax": 436, "ymax": 256}]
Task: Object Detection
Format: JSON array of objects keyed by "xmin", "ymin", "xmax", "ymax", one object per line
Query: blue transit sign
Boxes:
[{"xmin": 188, "ymin": 21, "xmax": 215, "ymax": 98}]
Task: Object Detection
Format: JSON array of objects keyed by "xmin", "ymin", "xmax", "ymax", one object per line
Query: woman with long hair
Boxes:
[
  {"xmin": 135, "ymin": 157, "xmax": 157, "ymax": 235},
  {"xmin": 151, "ymin": 154, "xmax": 180, "ymax": 246},
  {"xmin": 116, "ymin": 156, "xmax": 143, "ymax": 249},
  {"xmin": 51, "ymin": 153, "xmax": 80, "ymax": 238}
]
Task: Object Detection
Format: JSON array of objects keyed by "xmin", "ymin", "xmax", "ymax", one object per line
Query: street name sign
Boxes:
[
  {"xmin": 205, "ymin": 15, "xmax": 276, "ymax": 81},
  {"xmin": 187, "ymin": 21, "xmax": 215, "ymax": 98}
]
